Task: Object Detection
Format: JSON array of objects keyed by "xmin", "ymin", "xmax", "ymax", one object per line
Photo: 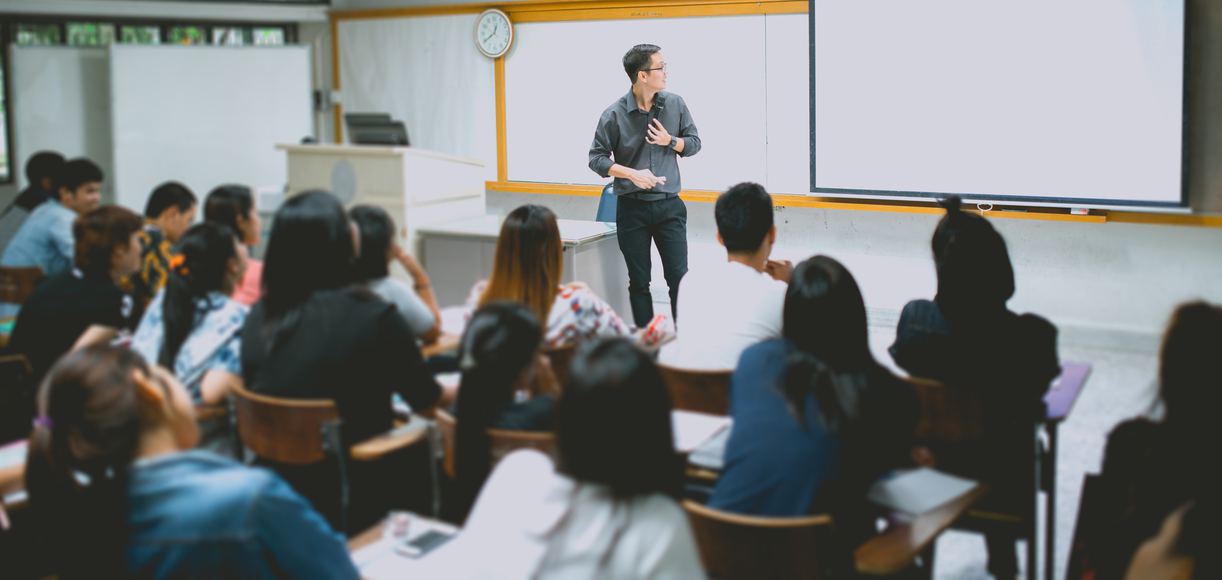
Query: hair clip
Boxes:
[{"xmin": 32, "ymin": 415, "xmax": 53, "ymax": 430}]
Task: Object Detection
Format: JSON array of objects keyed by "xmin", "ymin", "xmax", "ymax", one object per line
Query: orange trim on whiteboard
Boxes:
[
  {"xmin": 495, "ymin": 57, "xmax": 508, "ymax": 182},
  {"xmin": 483, "ymin": 181, "xmax": 1127, "ymax": 223},
  {"xmin": 330, "ymin": 16, "xmax": 343, "ymax": 142}
]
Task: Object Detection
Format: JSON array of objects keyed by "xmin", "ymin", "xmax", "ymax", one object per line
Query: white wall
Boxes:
[
  {"xmin": 337, "ymin": 15, "xmax": 497, "ymax": 181},
  {"xmin": 11, "ymin": 47, "xmax": 114, "ymax": 202}
]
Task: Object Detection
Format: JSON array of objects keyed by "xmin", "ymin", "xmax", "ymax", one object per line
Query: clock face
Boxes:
[{"xmin": 476, "ymin": 10, "xmax": 512, "ymax": 58}]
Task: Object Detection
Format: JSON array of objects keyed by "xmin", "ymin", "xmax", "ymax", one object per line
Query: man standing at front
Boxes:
[{"xmin": 589, "ymin": 44, "xmax": 701, "ymax": 327}]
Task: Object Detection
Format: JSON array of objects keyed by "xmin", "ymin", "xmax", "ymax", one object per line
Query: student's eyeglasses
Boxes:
[{"xmin": 640, "ymin": 63, "xmax": 668, "ymax": 73}]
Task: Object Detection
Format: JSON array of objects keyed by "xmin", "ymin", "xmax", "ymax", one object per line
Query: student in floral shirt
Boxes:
[{"xmin": 467, "ymin": 205, "xmax": 629, "ymax": 348}]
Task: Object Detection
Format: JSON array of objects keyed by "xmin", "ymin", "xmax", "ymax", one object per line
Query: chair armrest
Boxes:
[
  {"xmin": 350, "ymin": 419, "xmax": 429, "ymax": 461},
  {"xmin": 422, "ymin": 333, "xmax": 461, "ymax": 359},
  {"xmin": 854, "ymin": 483, "xmax": 988, "ymax": 575}
]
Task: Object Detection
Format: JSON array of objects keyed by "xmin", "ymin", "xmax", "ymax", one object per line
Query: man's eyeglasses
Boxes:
[{"xmin": 641, "ymin": 63, "xmax": 668, "ymax": 73}]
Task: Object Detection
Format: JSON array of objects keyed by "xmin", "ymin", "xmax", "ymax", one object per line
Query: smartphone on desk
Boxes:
[{"xmin": 393, "ymin": 529, "xmax": 454, "ymax": 559}]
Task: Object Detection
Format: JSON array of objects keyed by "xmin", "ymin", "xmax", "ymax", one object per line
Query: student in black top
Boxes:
[
  {"xmin": 1075, "ymin": 302, "xmax": 1222, "ymax": 579},
  {"xmin": 240, "ymin": 191, "xmax": 442, "ymax": 527},
  {"xmin": 889, "ymin": 196, "xmax": 1059, "ymax": 577},
  {"xmin": 241, "ymin": 190, "xmax": 442, "ymax": 444},
  {"xmin": 452, "ymin": 302, "xmax": 559, "ymax": 521},
  {"xmin": 9, "ymin": 206, "xmax": 144, "ymax": 384}
]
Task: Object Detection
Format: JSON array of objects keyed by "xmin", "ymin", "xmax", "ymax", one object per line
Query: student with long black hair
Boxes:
[
  {"xmin": 709, "ymin": 256, "xmax": 916, "ymax": 545},
  {"xmin": 23, "ymin": 345, "xmax": 357, "ymax": 578},
  {"xmin": 889, "ymin": 196, "xmax": 1060, "ymax": 577},
  {"xmin": 421, "ymin": 337, "xmax": 702, "ymax": 578},
  {"xmin": 241, "ymin": 190, "xmax": 441, "ymax": 444},
  {"xmin": 131, "ymin": 223, "xmax": 247, "ymax": 405},
  {"xmin": 452, "ymin": 302, "xmax": 559, "ymax": 520}
]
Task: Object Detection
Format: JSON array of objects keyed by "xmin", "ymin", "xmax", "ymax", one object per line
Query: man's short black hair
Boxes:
[
  {"xmin": 25, "ymin": 151, "xmax": 65, "ymax": 186},
  {"xmin": 56, "ymin": 158, "xmax": 104, "ymax": 195},
  {"xmin": 623, "ymin": 44, "xmax": 661, "ymax": 84},
  {"xmin": 144, "ymin": 181, "xmax": 197, "ymax": 219},
  {"xmin": 715, "ymin": 182, "xmax": 774, "ymax": 253}
]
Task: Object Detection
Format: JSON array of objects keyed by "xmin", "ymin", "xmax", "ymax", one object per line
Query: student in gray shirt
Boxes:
[
  {"xmin": 589, "ymin": 44, "xmax": 701, "ymax": 328},
  {"xmin": 350, "ymin": 205, "xmax": 442, "ymax": 344}
]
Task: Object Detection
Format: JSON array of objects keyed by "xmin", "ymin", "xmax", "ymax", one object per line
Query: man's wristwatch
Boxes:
[{"xmin": 669, "ymin": 137, "xmax": 680, "ymax": 152}]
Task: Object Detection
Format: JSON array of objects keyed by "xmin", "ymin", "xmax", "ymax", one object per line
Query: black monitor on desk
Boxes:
[{"xmin": 345, "ymin": 113, "xmax": 410, "ymax": 146}]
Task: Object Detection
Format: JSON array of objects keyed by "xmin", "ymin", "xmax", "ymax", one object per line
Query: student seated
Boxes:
[
  {"xmin": 349, "ymin": 204, "xmax": 442, "ymax": 343},
  {"xmin": 420, "ymin": 337, "xmax": 703, "ymax": 578},
  {"xmin": 1125, "ymin": 500, "xmax": 1214, "ymax": 580},
  {"xmin": 24, "ymin": 345, "xmax": 357, "ymax": 578},
  {"xmin": 204, "ymin": 184, "xmax": 263, "ymax": 306},
  {"xmin": 469, "ymin": 204, "xmax": 629, "ymax": 347},
  {"xmin": 660, "ymin": 182, "xmax": 790, "ymax": 370},
  {"xmin": 124, "ymin": 181, "xmax": 198, "ymax": 317},
  {"xmin": 241, "ymin": 190, "xmax": 441, "ymax": 442},
  {"xmin": 0, "ymin": 151, "xmax": 64, "ymax": 253},
  {"xmin": 1, "ymin": 157, "xmax": 103, "ymax": 279},
  {"xmin": 452, "ymin": 302, "xmax": 560, "ymax": 520},
  {"xmin": 130, "ymin": 223, "xmax": 248, "ymax": 453},
  {"xmin": 889, "ymin": 196, "xmax": 1059, "ymax": 577},
  {"xmin": 9, "ymin": 206, "xmax": 143, "ymax": 384},
  {"xmin": 1078, "ymin": 302, "xmax": 1222, "ymax": 579},
  {"xmin": 709, "ymin": 256, "xmax": 916, "ymax": 544}
]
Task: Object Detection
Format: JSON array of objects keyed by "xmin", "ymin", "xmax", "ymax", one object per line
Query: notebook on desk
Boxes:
[
  {"xmin": 671, "ymin": 411, "xmax": 731, "ymax": 455},
  {"xmin": 867, "ymin": 468, "xmax": 977, "ymax": 516}
]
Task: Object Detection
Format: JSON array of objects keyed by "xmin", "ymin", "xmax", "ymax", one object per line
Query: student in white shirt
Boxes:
[
  {"xmin": 420, "ymin": 337, "xmax": 705, "ymax": 579},
  {"xmin": 660, "ymin": 182, "xmax": 791, "ymax": 370}
]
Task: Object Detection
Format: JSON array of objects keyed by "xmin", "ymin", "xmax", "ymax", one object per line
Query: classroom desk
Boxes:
[
  {"xmin": 1041, "ymin": 361, "xmax": 1091, "ymax": 580},
  {"xmin": 350, "ymin": 482, "xmax": 986, "ymax": 578},
  {"xmin": 416, "ymin": 216, "xmax": 630, "ymax": 321},
  {"xmin": 348, "ymin": 512, "xmax": 460, "ymax": 578}
]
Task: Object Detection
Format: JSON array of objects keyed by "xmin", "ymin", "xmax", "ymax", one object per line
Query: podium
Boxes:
[{"xmin": 276, "ymin": 144, "xmax": 486, "ymax": 257}]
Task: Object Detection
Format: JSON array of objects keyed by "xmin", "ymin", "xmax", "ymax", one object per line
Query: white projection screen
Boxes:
[{"xmin": 811, "ymin": 0, "xmax": 1186, "ymax": 207}]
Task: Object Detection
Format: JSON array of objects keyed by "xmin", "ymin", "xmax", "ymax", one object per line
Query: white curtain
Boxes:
[{"xmin": 339, "ymin": 16, "xmax": 498, "ymax": 183}]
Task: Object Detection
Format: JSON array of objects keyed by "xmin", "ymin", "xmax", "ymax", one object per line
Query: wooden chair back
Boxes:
[
  {"xmin": 683, "ymin": 500, "xmax": 835, "ymax": 580},
  {"xmin": 905, "ymin": 376, "xmax": 985, "ymax": 443},
  {"xmin": 487, "ymin": 427, "xmax": 556, "ymax": 467},
  {"xmin": 230, "ymin": 384, "xmax": 340, "ymax": 465},
  {"xmin": 0, "ymin": 267, "xmax": 43, "ymax": 305},
  {"xmin": 0, "ymin": 355, "xmax": 34, "ymax": 445},
  {"xmin": 542, "ymin": 343, "xmax": 577, "ymax": 389},
  {"xmin": 435, "ymin": 409, "xmax": 556, "ymax": 480},
  {"xmin": 436, "ymin": 409, "xmax": 458, "ymax": 479},
  {"xmin": 658, "ymin": 364, "xmax": 731, "ymax": 416}
]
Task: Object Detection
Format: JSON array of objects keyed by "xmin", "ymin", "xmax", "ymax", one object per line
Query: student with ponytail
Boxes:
[
  {"xmin": 889, "ymin": 196, "xmax": 1059, "ymax": 578},
  {"xmin": 452, "ymin": 302, "xmax": 559, "ymax": 521},
  {"xmin": 24, "ymin": 345, "xmax": 357, "ymax": 578},
  {"xmin": 709, "ymin": 256, "xmax": 916, "ymax": 543},
  {"xmin": 204, "ymin": 184, "xmax": 263, "ymax": 306},
  {"xmin": 131, "ymin": 222, "xmax": 248, "ymax": 406}
]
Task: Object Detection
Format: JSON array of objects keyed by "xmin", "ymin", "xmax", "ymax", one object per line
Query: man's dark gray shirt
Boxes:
[{"xmin": 589, "ymin": 90, "xmax": 701, "ymax": 201}]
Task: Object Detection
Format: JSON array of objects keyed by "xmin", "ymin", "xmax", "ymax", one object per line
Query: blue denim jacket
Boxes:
[{"xmin": 127, "ymin": 451, "xmax": 359, "ymax": 579}]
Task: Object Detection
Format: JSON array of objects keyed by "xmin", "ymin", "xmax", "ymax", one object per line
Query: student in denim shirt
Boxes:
[
  {"xmin": 0, "ymin": 158, "xmax": 104, "ymax": 278},
  {"xmin": 24, "ymin": 345, "xmax": 357, "ymax": 579}
]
